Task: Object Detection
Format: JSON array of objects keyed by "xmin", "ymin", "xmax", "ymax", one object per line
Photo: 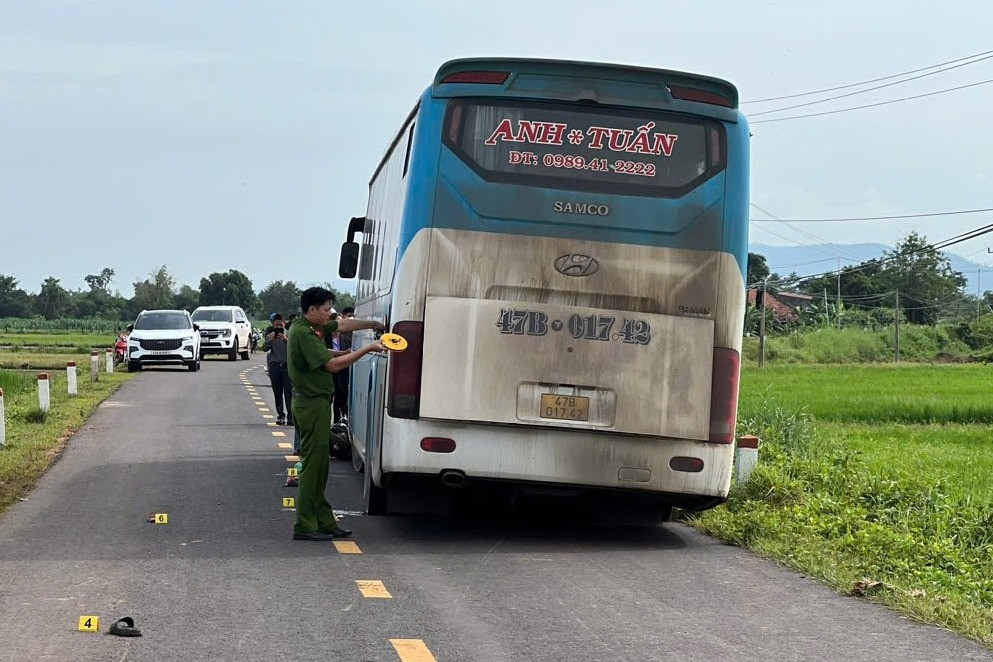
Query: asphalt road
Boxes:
[{"xmin": 0, "ymin": 356, "xmax": 990, "ymax": 662}]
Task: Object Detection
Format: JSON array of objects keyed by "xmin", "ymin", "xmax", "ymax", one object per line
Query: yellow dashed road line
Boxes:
[
  {"xmin": 277, "ymin": 442, "xmax": 292, "ymax": 449},
  {"xmin": 390, "ymin": 639, "xmax": 437, "ymax": 662},
  {"xmin": 333, "ymin": 541, "xmax": 362, "ymax": 554},
  {"xmin": 356, "ymin": 580, "xmax": 392, "ymax": 599},
  {"xmin": 285, "ymin": 455, "xmax": 300, "ymax": 462},
  {"xmin": 271, "ymin": 431, "xmax": 286, "ymax": 437}
]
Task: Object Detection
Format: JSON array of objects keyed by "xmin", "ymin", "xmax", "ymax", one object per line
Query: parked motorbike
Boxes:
[
  {"xmin": 250, "ymin": 328, "xmax": 262, "ymax": 353},
  {"xmin": 113, "ymin": 324, "xmax": 133, "ymax": 367}
]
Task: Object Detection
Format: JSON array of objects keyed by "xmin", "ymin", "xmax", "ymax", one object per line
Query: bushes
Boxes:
[{"xmin": 744, "ymin": 325, "xmax": 972, "ymax": 364}]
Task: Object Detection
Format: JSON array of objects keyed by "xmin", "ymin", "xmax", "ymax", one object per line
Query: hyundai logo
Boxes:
[{"xmin": 554, "ymin": 254, "xmax": 600, "ymax": 277}]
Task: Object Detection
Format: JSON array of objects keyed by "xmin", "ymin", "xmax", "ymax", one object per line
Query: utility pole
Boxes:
[
  {"xmin": 836, "ymin": 258, "xmax": 842, "ymax": 313},
  {"xmin": 978, "ymin": 268, "xmax": 982, "ymax": 321},
  {"xmin": 759, "ymin": 281, "xmax": 767, "ymax": 368},
  {"xmin": 895, "ymin": 290, "xmax": 901, "ymax": 363},
  {"xmin": 824, "ymin": 289, "xmax": 830, "ymax": 325}
]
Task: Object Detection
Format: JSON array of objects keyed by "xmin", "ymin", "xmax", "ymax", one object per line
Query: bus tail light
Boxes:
[
  {"xmin": 421, "ymin": 437, "xmax": 456, "ymax": 453},
  {"xmin": 668, "ymin": 85, "xmax": 735, "ymax": 108},
  {"xmin": 387, "ymin": 321, "xmax": 424, "ymax": 419},
  {"xmin": 440, "ymin": 71, "xmax": 510, "ymax": 85},
  {"xmin": 708, "ymin": 348, "xmax": 740, "ymax": 443}
]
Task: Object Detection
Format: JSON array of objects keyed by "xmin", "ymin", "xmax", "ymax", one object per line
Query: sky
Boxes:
[{"xmin": 1, "ymin": 0, "xmax": 991, "ymax": 295}]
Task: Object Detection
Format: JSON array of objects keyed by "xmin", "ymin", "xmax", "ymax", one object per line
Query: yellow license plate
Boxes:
[{"xmin": 539, "ymin": 394, "xmax": 590, "ymax": 422}]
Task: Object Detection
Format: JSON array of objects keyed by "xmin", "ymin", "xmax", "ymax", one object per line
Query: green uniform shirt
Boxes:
[{"xmin": 287, "ymin": 317, "xmax": 339, "ymax": 398}]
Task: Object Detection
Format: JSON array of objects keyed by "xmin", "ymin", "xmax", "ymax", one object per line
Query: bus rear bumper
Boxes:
[{"xmin": 380, "ymin": 418, "xmax": 733, "ymax": 507}]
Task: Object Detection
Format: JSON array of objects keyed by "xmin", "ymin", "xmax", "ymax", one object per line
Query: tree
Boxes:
[
  {"xmin": 129, "ymin": 266, "xmax": 176, "ymax": 317},
  {"xmin": 258, "ymin": 280, "xmax": 302, "ymax": 318},
  {"xmin": 84, "ymin": 267, "xmax": 116, "ymax": 294},
  {"xmin": 199, "ymin": 270, "xmax": 259, "ymax": 314},
  {"xmin": 0, "ymin": 275, "xmax": 34, "ymax": 318},
  {"xmin": 877, "ymin": 232, "xmax": 966, "ymax": 325},
  {"xmin": 747, "ymin": 252, "xmax": 771, "ymax": 287},
  {"xmin": 36, "ymin": 277, "xmax": 71, "ymax": 319},
  {"xmin": 316, "ymin": 282, "xmax": 356, "ymax": 311},
  {"xmin": 173, "ymin": 285, "xmax": 201, "ymax": 312}
]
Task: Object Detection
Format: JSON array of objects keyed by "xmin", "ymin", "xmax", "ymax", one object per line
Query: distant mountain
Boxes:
[{"xmin": 751, "ymin": 242, "xmax": 993, "ymax": 294}]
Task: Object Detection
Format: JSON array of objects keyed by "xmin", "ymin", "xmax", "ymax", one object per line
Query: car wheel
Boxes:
[
  {"xmin": 127, "ymin": 361, "xmax": 140, "ymax": 373},
  {"xmin": 240, "ymin": 341, "xmax": 250, "ymax": 360},
  {"xmin": 188, "ymin": 357, "xmax": 200, "ymax": 372},
  {"xmin": 228, "ymin": 338, "xmax": 238, "ymax": 361}
]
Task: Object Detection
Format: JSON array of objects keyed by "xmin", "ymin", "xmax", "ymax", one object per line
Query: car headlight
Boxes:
[{"xmin": 220, "ymin": 329, "xmax": 231, "ymax": 337}]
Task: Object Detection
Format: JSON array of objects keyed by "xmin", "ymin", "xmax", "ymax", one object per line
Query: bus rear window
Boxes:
[{"xmin": 444, "ymin": 99, "xmax": 725, "ymax": 197}]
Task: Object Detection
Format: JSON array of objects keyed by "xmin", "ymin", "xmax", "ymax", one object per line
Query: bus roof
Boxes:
[{"xmin": 433, "ymin": 57, "xmax": 739, "ymax": 115}]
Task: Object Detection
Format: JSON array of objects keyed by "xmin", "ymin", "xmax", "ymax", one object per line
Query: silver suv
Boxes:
[{"xmin": 127, "ymin": 309, "xmax": 201, "ymax": 372}]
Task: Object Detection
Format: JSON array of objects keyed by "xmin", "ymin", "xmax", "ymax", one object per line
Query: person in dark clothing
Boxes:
[
  {"xmin": 263, "ymin": 314, "xmax": 293, "ymax": 425},
  {"xmin": 333, "ymin": 307, "xmax": 356, "ymax": 420}
]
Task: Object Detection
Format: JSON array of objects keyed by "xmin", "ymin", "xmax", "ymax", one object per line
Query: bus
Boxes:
[{"xmin": 338, "ymin": 58, "xmax": 749, "ymax": 519}]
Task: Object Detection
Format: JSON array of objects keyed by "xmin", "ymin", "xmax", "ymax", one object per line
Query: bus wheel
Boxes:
[
  {"xmin": 363, "ymin": 465, "xmax": 387, "ymax": 515},
  {"xmin": 351, "ymin": 446, "xmax": 363, "ymax": 473}
]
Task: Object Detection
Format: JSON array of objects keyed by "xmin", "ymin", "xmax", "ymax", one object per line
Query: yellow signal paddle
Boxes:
[{"xmin": 380, "ymin": 333, "xmax": 408, "ymax": 352}]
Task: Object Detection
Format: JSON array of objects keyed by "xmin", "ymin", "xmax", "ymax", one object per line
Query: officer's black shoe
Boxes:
[
  {"xmin": 292, "ymin": 530, "xmax": 335, "ymax": 542},
  {"xmin": 321, "ymin": 526, "xmax": 353, "ymax": 538}
]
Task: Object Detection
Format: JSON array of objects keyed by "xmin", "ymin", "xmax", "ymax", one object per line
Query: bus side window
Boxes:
[{"xmin": 358, "ymin": 219, "xmax": 375, "ymax": 281}]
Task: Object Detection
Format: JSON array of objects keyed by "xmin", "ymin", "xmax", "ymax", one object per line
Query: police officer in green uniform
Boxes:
[{"xmin": 288, "ymin": 286, "xmax": 385, "ymax": 541}]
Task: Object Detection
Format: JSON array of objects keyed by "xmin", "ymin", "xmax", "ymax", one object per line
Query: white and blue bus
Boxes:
[{"xmin": 338, "ymin": 58, "xmax": 749, "ymax": 518}]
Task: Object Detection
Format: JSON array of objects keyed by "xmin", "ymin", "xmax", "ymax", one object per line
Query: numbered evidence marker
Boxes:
[
  {"xmin": 78, "ymin": 615, "xmax": 99, "ymax": 632},
  {"xmin": 287, "ymin": 468, "xmax": 299, "ymax": 477},
  {"xmin": 154, "ymin": 513, "xmax": 168, "ymax": 524},
  {"xmin": 282, "ymin": 497, "xmax": 295, "ymax": 508}
]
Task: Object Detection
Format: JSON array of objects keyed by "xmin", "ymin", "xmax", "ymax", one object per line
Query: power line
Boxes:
[
  {"xmin": 750, "ymin": 52, "xmax": 993, "ymax": 117},
  {"xmin": 750, "ymin": 203, "xmax": 861, "ymax": 259},
  {"xmin": 743, "ymin": 48, "xmax": 993, "ymax": 104},
  {"xmin": 750, "ymin": 206, "xmax": 993, "ymax": 223},
  {"xmin": 750, "ymin": 77, "xmax": 993, "ymax": 124},
  {"xmin": 764, "ymin": 222, "xmax": 993, "ymax": 288}
]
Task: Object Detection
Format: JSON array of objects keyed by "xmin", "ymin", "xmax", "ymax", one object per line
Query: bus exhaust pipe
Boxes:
[{"xmin": 440, "ymin": 469, "xmax": 469, "ymax": 488}]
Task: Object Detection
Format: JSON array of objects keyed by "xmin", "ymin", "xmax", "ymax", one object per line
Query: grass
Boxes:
[
  {"xmin": 0, "ymin": 370, "xmax": 36, "ymax": 396},
  {"xmin": 740, "ymin": 364, "xmax": 993, "ymax": 424},
  {"xmin": 0, "ymin": 350, "xmax": 115, "ymax": 371},
  {"xmin": 688, "ymin": 364, "xmax": 993, "ymax": 647},
  {"xmin": 0, "ymin": 368, "xmax": 131, "ymax": 515},
  {"xmin": 743, "ymin": 325, "xmax": 972, "ymax": 364},
  {"xmin": 0, "ymin": 332, "xmax": 116, "ymax": 352}
]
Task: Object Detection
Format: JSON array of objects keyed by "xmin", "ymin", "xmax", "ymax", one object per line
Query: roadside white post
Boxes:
[
  {"xmin": 90, "ymin": 350, "xmax": 99, "ymax": 382},
  {"xmin": 734, "ymin": 435, "xmax": 760, "ymax": 484},
  {"xmin": 37, "ymin": 373, "xmax": 51, "ymax": 413},
  {"xmin": 105, "ymin": 348, "xmax": 114, "ymax": 374},
  {"xmin": 67, "ymin": 361, "xmax": 78, "ymax": 395},
  {"xmin": 0, "ymin": 387, "xmax": 6, "ymax": 448}
]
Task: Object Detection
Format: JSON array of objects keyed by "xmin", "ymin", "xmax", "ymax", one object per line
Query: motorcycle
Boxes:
[
  {"xmin": 329, "ymin": 416, "xmax": 352, "ymax": 460},
  {"xmin": 113, "ymin": 325, "xmax": 132, "ymax": 367},
  {"xmin": 250, "ymin": 328, "xmax": 262, "ymax": 354}
]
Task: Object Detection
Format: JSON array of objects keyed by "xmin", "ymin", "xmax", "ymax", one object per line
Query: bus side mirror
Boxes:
[{"xmin": 339, "ymin": 242, "xmax": 360, "ymax": 278}]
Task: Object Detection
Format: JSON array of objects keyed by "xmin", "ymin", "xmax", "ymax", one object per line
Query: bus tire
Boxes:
[{"xmin": 363, "ymin": 464, "xmax": 387, "ymax": 515}]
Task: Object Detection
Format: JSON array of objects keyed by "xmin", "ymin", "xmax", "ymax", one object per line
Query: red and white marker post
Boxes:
[
  {"xmin": 37, "ymin": 373, "xmax": 50, "ymax": 413},
  {"xmin": 67, "ymin": 361, "xmax": 78, "ymax": 395}
]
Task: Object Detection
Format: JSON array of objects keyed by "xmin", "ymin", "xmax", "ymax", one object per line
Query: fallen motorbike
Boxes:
[{"xmin": 330, "ymin": 416, "xmax": 352, "ymax": 460}]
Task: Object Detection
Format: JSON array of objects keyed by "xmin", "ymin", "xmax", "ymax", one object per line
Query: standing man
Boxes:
[
  {"xmin": 263, "ymin": 314, "xmax": 292, "ymax": 426},
  {"xmin": 288, "ymin": 287, "xmax": 385, "ymax": 541},
  {"xmin": 333, "ymin": 307, "xmax": 356, "ymax": 420}
]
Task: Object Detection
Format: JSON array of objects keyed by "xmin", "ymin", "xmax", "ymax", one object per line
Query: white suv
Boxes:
[
  {"xmin": 192, "ymin": 305, "xmax": 252, "ymax": 361},
  {"xmin": 127, "ymin": 309, "xmax": 201, "ymax": 372}
]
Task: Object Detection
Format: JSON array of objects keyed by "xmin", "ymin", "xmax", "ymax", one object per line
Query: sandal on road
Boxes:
[{"xmin": 108, "ymin": 616, "xmax": 142, "ymax": 637}]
